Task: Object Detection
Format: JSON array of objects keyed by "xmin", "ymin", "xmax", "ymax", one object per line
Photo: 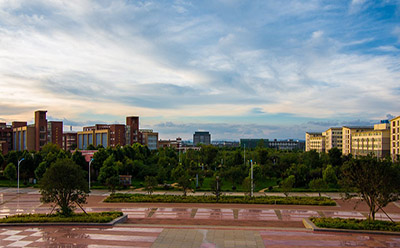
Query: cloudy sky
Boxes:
[{"xmin": 0, "ymin": 0, "xmax": 399, "ymax": 140}]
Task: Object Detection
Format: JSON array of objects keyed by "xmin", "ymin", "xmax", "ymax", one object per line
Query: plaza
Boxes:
[{"xmin": 0, "ymin": 188, "xmax": 400, "ymax": 247}]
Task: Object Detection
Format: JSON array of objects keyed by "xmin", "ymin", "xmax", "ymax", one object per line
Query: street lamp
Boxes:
[
  {"xmin": 89, "ymin": 158, "xmax": 94, "ymax": 191},
  {"xmin": 250, "ymin": 159, "xmax": 254, "ymax": 197},
  {"xmin": 17, "ymin": 158, "xmax": 25, "ymax": 194}
]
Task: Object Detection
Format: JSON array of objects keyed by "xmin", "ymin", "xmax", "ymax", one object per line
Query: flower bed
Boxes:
[
  {"xmin": 104, "ymin": 193, "xmax": 336, "ymax": 206},
  {"xmin": 0, "ymin": 211, "xmax": 123, "ymax": 224},
  {"xmin": 310, "ymin": 217, "xmax": 400, "ymax": 232}
]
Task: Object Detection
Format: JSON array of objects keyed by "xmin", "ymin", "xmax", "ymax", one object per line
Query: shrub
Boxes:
[
  {"xmin": 311, "ymin": 217, "xmax": 400, "ymax": 232},
  {"xmin": 0, "ymin": 212, "xmax": 123, "ymax": 223}
]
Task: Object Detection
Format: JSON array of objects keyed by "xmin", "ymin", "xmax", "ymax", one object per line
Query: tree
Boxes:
[
  {"xmin": 4, "ymin": 163, "xmax": 17, "ymax": 184},
  {"xmin": 35, "ymin": 161, "xmax": 48, "ymax": 180},
  {"xmin": 72, "ymin": 150, "xmax": 87, "ymax": 170},
  {"xmin": 171, "ymin": 164, "xmax": 192, "ymax": 196},
  {"xmin": 98, "ymin": 155, "xmax": 120, "ymax": 193},
  {"xmin": 341, "ymin": 156, "xmax": 400, "ymax": 220},
  {"xmin": 309, "ymin": 178, "xmax": 326, "ymax": 197},
  {"xmin": 323, "ymin": 164, "xmax": 337, "ymax": 186},
  {"xmin": 0, "ymin": 153, "xmax": 5, "ymax": 169},
  {"xmin": 280, "ymin": 175, "xmax": 295, "ymax": 197},
  {"xmin": 144, "ymin": 176, "xmax": 158, "ymax": 195},
  {"xmin": 39, "ymin": 158, "xmax": 88, "ymax": 216}
]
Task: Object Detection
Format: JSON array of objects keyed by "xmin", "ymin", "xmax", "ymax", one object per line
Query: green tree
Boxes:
[
  {"xmin": 309, "ymin": 178, "xmax": 326, "ymax": 197},
  {"xmin": 171, "ymin": 164, "xmax": 191, "ymax": 196},
  {"xmin": 280, "ymin": 175, "xmax": 295, "ymax": 197},
  {"xmin": 0, "ymin": 153, "xmax": 5, "ymax": 169},
  {"xmin": 328, "ymin": 147, "xmax": 342, "ymax": 167},
  {"xmin": 35, "ymin": 161, "xmax": 48, "ymax": 180},
  {"xmin": 4, "ymin": 163, "xmax": 17, "ymax": 184},
  {"xmin": 341, "ymin": 156, "xmax": 400, "ymax": 220},
  {"xmin": 98, "ymin": 155, "xmax": 120, "ymax": 193},
  {"xmin": 144, "ymin": 176, "xmax": 158, "ymax": 195},
  {"xmin": 71, "ymin": 150, "xmax": 87, "ymax": 170},
  {"xmin": 39, "ymin": 158, "xmax": 88, "ymax": 216},
  {"xmin": 323, "ymin": 164, "xmax": 337, "ymax": 186}
]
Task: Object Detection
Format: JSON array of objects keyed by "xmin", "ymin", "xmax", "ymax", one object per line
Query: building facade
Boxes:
[
  {"xmin": 193, "ymin": 131, "xmax": 211, "ymax": 146},
  {"xmin": 342, "ymin": 126, "xmax": 374, "ymax": 155},
  {"xmin": 0, "ymin": 123, "xmax": 12, "ymax": 155},
  {"xmin": 305, "ymin": 132, "xmax": 323, "ymax": 152},
  {"xmin": 62, "ymin": 132, "xmax": 77, "ymax": 151},
  {"xmin": 351, "ymin": 123, "xmax": 390, "ymax": 158},
  {"xmin": 126, "ymin": 116, "xmax": 140, "ymax": 145},
  {"xmin": 13, "ymin": 125, "xmax": 36, "ymax": 151},
  {"xmin": 77, "ymin": 129, "xmax": 109, "ymax": 150},
  {"xmin": 323, "ymin": 127, "xmax": 342, "ymax": 152},
  {"xmin": 140, "ymin": 129, "xmax": 159, "ymax": 150},
  {"xmin": 391, "ymin": 116, "xmax": 400, "ymax": 161},
  {"xmin": 35, "ymin": 110, "xmax": 48, "ymax": 151},
  {"xmin": 309, "ymin": 135, "xmax": 325, "ymax": 153},
  {"xmin": 48, "ymin": 121, "xmax": 63, "ymax": 148}
]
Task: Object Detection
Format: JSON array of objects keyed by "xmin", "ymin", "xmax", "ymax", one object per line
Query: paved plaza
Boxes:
[{"xmin": 1, "ymin": 188, "xmax": 400, "ymax": 247}]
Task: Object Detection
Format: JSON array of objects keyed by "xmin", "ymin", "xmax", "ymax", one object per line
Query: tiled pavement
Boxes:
[
  {"xmin": 1, "ymin": 226, "xmax": 400, "ymax": 247},
  {"xmin": 1, "ymin": 190, "xmax": 400, "ymax": 247}
]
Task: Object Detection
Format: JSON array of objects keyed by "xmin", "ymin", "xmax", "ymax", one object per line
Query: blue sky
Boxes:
[{"xmin": 0, "ymin": 0, "xmax": 399, "ymax": 140}]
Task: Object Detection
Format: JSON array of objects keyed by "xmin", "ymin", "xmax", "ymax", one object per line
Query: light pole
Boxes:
[
  {"xmin": 250, "ymin": 159, "xmax": 254, "ymax": 197},
  {"xmin": 17, "ymin": 158, "xmax": 25, "ymax": 194},
  {"xmin": 89, "ymin": 158, "xmax": 94, "ymax": 191}
]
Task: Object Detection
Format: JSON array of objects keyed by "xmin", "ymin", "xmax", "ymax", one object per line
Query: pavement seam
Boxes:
[{"xmin": 274, "ymin": 209, "xmax": 282, "ymax": 220}]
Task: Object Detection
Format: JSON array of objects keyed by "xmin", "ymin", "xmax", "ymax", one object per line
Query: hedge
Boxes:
[
  {"xmin": 311, "ymin": 217, "xmax": 400, "ymax": 232},
  {"xmin": 104, "ymin": 193, "xmax": 336, "ymax": 206},
  {"xmin": 0, "ymin": 211, "xmax": 123, "ymax": 223}
]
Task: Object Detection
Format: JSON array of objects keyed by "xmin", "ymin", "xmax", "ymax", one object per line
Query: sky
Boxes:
[{"xmin": 0, "ymin": 0, "xmax": 399, "ymax": 141}]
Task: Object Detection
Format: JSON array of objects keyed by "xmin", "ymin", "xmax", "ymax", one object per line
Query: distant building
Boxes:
[
  {"xmin": 126, "ymin": 116, "xmax": 140, "ymax": 145},
  {"xmin": 158, "ymin": 137, "xmax": 182, "ymax": 149},
  {"xmin": 305, "ymin": 132, "xmax": 323, "ymax": 152},
  {"xmin": 0, "ymin": 123, "xmax": 12, "ymax": 155},
  {"xmin": 48, "ymin": 121, "xmax": 63, "ymax": 148},
  {"xmin": 140, "ymin": 129, "xmax": 158, "ymax": 150},
  {"xmin": 391, "ymin": 116, "xmax": 400, "ymax": 161},
  {"xmin": 351, "ymin": 122, "xmax": 390, "ymax": 158},
  {"xmin": 77, "ymin": 129, "xmax": 109, "ymax": 150},
  {"xmin": 240, "ymin": 139, "xmax": 304, "ymax": 150},
  {"xmin": 35, "ymin": 110, "xmax": 48, "ymax": 151},
  {"xmin": 323, "ymin": 127, "xmax": 342, "ymax": 152},
  {"xmin": 62, "ymin": 132, "xmax": 77, "ymax": 151},
  {"xmin": 13, "ymin": 125, "xmax": 36, "ymax": 151},
  {"xmin": 212, "ymin": 141, "xmax": 240, "ymax": 148},
  {"xmin": 193, "ymin": 131, "xmax": 211, "ymax": 146},
  {"xmin": 342, "ymin": 126, "xmax": 374, "ymax": 155}
]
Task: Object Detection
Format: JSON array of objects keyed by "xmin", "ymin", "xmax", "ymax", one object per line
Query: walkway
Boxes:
[{"xmin": 1, "ymin": 188, "xmax": 400, "ymax": 247}]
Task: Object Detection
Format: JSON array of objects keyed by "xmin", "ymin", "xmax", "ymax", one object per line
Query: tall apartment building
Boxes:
[
  {"xmin": 0, "ymin": 123, "xmax": 12, "ymax": 155},
  {"xmin": 351, "ymin": 122, "xmax": 390, "ymax": 158},
  {"xmin": 140, "ymin": 129, "xmax": 159, "ymax": 150},
  {"xmin": 48, "ymin": 121, "xmax": 63, "ymax": 148},
  {"xmin": 193, "ymin": 131, "xmax": 211, "ymax": 146},
  {"xmin": 35, "ymin": 110, "xmax": 48, "ymax": 151},
  {"xmin": 305, "ymin": 132, "xmax": 323, "ymax": 152},
  {"xmin": 63, "ymin": 132, "xmax": 77, "ymax": 151},
  {"xmin": 391, "ymin": 116, "xmax": 400, "ymax": 160},
  {"xmin": 126, "ymin": 116, "xmax": 140, "ymax": 145},
  {"xmin": 323, "ymin": 127, "xmax": 342, "ymax": 152},
  {"xmin": 342, "ymin": 126, "xmax": 374, "ymax": 155}
]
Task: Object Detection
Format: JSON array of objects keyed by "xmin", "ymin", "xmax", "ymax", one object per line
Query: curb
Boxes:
[
  {"xmin": 0, "ymin": 214, "xmax": 128, "ymax": 227},
  {"xmin": 303, "ymin": 218, "xmax": 400, "ymax": 236}
]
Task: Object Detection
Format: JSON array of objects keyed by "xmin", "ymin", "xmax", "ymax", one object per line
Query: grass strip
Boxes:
[
  {"xmin": 104, "ymin": 193, "xmax": 336, "ymax": 206},
  {"xmin": 0, "ymin": 211, "xmax": 123, "ymax": 223},
  {"xmin": 310, "ymin": 217, "xmax": 400, "ymax": 232}
]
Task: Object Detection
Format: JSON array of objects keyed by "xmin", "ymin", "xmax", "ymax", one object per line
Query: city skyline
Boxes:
[{"xmin": 1, "ymin": 1, "xmax": 399, "ymax": 140}]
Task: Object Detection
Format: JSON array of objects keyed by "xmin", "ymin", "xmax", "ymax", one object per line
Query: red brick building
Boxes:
[
  {"xmin": 35, "ymin": 110, "xmax": 47, "ymax": 152},
  {"xmin": 48, "ymin": 121, "xmax": 63, "ymax": 148},
  {"xmin": 0, "ymin": 123, "xmax": 12, "ymax": 155}
]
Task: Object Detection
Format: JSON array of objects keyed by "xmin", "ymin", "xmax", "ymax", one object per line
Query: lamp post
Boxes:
[
  {"xmin": 17, "ymin": 158, "xmax": 25, "ymax": 194},
  {"xmin": 250, "ymin": 159, "xmax": 254, "ymax": 197},
  {"xmin": 89, "ymin": 158, "xmax": 94, "ymax": 191}
]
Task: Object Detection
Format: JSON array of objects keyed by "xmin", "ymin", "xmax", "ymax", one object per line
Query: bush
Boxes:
[
  {"xmin": 311, "ymin": 217, "xmax": 400, "ymax": 232},
  {"xmin": 104, "ymin": 193, "xmax": 336, "ymax": 206},
  {"xmin": 0, "ymin": 211, "xmax": 123, "ymax": 223}
]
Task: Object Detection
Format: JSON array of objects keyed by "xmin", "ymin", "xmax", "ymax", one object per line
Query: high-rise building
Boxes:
[
  {"xmin": 351, "ymin": 122, "xmax": 390, "ymax": 158},
  {"xmin": 35, "ymin": 110, "xmax": 47, "ymax": 151},
  {"xmin": 342, "ymin": 126, "xmax": 374, "ymax": 155},
  {"xmin": 48, "ymin": 121, "xmax": 63, "ymax": 148},
  {"xmin": 323, "ymin": 127, "xmax": 342, "ymax": 152},
  {"xmin": 193, "ymin": 131, "xmax": 211, "ymax": 146},
  {"xmin": 391, "ymin": 116, "xmax": 400, "ymax": 161},
  {"xmin": 126, "ymin": 116, "xmax": 140, "ymax": 145}
]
